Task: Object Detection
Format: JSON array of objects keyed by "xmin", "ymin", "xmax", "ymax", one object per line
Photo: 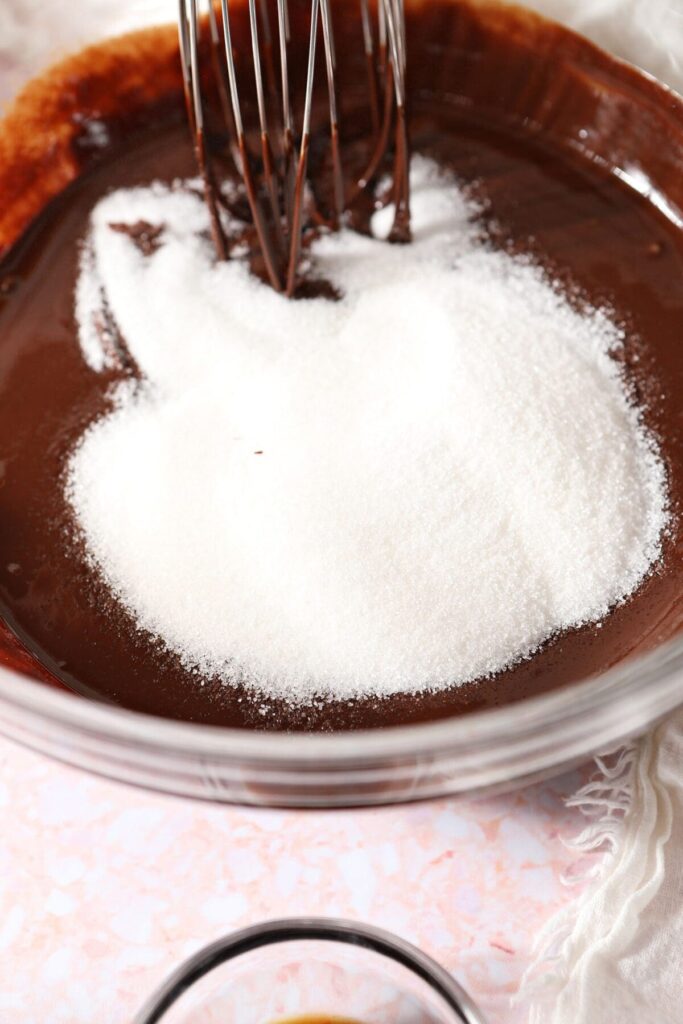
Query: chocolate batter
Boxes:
[{"xmin": 0, "ymin": 0, "xmax": 682, "ymax": 731}]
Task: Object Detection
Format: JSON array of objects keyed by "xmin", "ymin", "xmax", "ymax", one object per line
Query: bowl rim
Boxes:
[
  {"xmin": 132, "ymin": 916, "xmax": 487, "ymax": 1024},
  {"xmin": 0, "ymin": 628, "xmax": 682, "ymax": 765}
]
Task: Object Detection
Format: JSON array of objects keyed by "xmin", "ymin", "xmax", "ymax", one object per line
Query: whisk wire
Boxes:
[
  {"xmin": 360, "ymin": 0, "xmax": 381, "ymax": 133},
  {"xmin": 383, "ymin": 0, "xmax": 404, "ymax": 107},
  {"xmin": 178, "ymin": 0, "xmax": 410, "ymax": 294},
  {"xmin": 286, "ymin": 0, "xmax": 320, "ymax": 295},
  {"xmin": 320, "ymin": 0, "xmax": 345, "ymax": 226},
  {"xmin": 207, "ymin": 1, "xmax": 237, "ymax": 154},
  {"xmin": 381, "ymin": 0, "xmax": 410, "ymax": 240},
  {"xmin": 179, "ymin": 0, "xmax": 227, "ymax": 257},
  {"xmin": 257, "ymin": 0, "xmax": 281, "ymax": 106},
  {"xmin": 378, "ymin": 0, "xmax": 387, "ymax": 73},
  {"xmin": 248, "ymin": 0, "xmax": 286, "ymax": 253},
  {"xmin": 276, "ymin": 0, "xmax": 297, "ymax": 230},
  {"xmin": 218, "ymin": 0, "xmax": 244, "ymax": 136},
  {"xmin": 277, "ymin": 0, "xmax": 293, "ymax": 137},
  {"xmin": 219, "ymin": 0, "xmax": 284, "ymax": 289}
]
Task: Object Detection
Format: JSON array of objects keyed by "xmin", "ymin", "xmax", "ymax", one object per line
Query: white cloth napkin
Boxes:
[{"xmin": 525, "ymin": 714, "xmax": 683, "ymax": 1024}]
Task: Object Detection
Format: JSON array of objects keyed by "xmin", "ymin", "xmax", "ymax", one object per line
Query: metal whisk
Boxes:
[{"xmin": 178, "ymin": 0, "xmax": 410, "ymax": 296}]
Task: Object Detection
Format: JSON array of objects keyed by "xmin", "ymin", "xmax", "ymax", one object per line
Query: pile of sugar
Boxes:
[{"xmin": 68, "ymin": 157, "xmax": 668, "ymax": 703}]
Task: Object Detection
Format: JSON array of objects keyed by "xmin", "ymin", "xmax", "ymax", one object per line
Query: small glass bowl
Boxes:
[{"xmin": 133, "ymin": 918, "xmax": 487, "ymax": 1024}]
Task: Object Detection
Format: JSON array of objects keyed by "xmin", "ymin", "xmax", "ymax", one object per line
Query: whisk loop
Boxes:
[{"xmin": 178, "ymin": 0, "xmax": 411, "ymax": 295}]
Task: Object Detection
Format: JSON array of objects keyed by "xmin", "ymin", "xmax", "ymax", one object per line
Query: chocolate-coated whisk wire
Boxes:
[
  {"xmin": 276, "ymin": 0, "xmax": 296, "ymax": 228},
  {"xmin": 177, "ymin": 0, "xmax": 410, "ymax": 295},
  {"xmin": 206, "ymin": 0, "xmax": 239, "ymax": 172},
  {"xmin": 285, "ymin": 0, "xmax": 320, "ymax": 294},
  {"xmin": 179, "ymin": 0, "xmax": 227, "ymax": 258},
  {"xmin": 247, "ymin": 0, "xmax": 285, "ymax": 256},
  {"xmin": 219, "ymin": 0, "xmax": 284, "ymax": 289},
  {"xmin": 382, "ymin": 0, "xmax": 410, "ymax": 241},
  {"xmin": 320, "ymin": 0, "xmax": 344, "ymax": 228}
]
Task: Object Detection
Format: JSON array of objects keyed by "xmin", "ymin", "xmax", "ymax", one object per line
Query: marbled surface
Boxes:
[{"xmin": 0, "ymin": 736, "xmax": 591, "ymax": 1022}]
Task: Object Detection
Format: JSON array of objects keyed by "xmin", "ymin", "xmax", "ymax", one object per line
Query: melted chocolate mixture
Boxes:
[{"xmin": 0, "ymin": 0, "xmax": 682, "ymax": 730}]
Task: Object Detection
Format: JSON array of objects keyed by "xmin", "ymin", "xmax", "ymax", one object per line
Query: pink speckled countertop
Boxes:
[{"xmin": 0, "ymin": 735, "xmax": 591, "ymax": 1023}]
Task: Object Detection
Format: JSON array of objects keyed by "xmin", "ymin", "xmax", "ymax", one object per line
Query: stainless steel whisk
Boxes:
[{"xmin": 178, "ymin": 0, "xmax": 410, "ymax": 296}]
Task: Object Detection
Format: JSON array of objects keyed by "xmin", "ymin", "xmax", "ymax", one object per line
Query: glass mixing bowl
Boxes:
[
  {"xmin": 0, "ymin": 0, "xmax": 681, "ymax": 807},
  {"xmin": 0, "ymin": 634, "xmax": 682, "ymax": 806}
]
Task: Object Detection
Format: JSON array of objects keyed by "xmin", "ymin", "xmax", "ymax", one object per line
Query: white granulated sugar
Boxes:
[
  {"xmin": 75, "ymin": 240, "xmax": 107, "ymax": 371},
  {"xmin": 68, "ymin": 156, "xmax": 669, "ymax": 703}
]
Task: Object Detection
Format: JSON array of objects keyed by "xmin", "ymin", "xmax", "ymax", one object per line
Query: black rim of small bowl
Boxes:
[{"xmin": 133, "ymin": 917, "xmax": 488, "ymax": 1024}]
